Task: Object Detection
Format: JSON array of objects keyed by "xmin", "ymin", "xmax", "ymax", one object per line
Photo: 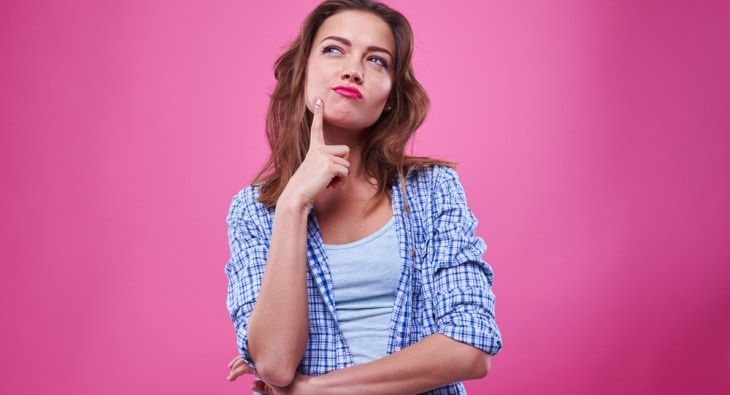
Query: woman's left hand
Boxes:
[{"xmin": 226, "ymin": 355, "xmax": 255, "ymax": 382}]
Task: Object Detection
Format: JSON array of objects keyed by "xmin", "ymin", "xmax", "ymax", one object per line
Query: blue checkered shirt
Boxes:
[{"xmin": 226, "ymin": 166, "xmax": 502, "ymax": 394}]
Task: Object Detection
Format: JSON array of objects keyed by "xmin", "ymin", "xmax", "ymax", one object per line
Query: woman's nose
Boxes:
[{"xmin": 341, "ymin": 68, "xmax": 363, "ymax": 83}]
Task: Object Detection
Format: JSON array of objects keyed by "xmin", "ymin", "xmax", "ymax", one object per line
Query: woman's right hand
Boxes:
[{"xmin": 279, "ymin": 98, "xmax": 350, "ymax": 209}]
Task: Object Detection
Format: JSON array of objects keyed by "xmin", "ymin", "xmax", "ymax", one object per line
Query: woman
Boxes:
[{"xmin": 225, "ymin": 1, "xmax": 502, "ymax": 393}]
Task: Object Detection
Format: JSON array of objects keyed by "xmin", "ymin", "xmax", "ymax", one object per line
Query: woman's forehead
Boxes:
[{"xmin": 314, "ymin": 10, "xmax": 395, "ymax": 54}]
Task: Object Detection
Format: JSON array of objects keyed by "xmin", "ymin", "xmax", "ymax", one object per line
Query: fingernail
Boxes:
[{"xmin": 314, "ymin": 98, "xmax": 321, "ymax": 110}]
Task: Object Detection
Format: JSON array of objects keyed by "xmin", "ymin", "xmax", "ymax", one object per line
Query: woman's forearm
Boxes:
[
  {"xmin": 246, "ymin": 197, "xmax": 310, "ymax": 387},
  {"xmin": 308, "ymin": 334, "xmax": 491, "ymax": 394}
]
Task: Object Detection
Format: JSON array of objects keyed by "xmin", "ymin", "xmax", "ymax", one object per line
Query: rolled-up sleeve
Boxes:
[
  {"xmin": 430, "ymin": 168, "xmax": 502, "ymax": 356},
  {"xmin": 225, "ymin": 187, "xmax": 270, "ymax": 369}
]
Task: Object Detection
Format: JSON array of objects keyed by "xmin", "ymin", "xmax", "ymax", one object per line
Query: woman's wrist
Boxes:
[
  {"xmin": 276, "ymin": 189, "xmax": 312, "ymax": 214},
  {"xmin": 304, "ymin": 374, "xmax": 328, "ymax": 395}
]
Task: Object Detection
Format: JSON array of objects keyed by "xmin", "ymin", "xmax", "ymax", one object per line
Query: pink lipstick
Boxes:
[{"xmin": 333, "ymin": 86, "xmax": 363, "ymax": 99}]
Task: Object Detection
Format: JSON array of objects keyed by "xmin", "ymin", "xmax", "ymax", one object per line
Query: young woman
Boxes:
[{"xmin": 225, "ymin": 1, "xmax": 502, "ymax": 393}]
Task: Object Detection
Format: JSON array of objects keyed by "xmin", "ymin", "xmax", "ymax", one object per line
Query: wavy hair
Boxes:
[{"xmin": 253, "ymin": 0, "xmax": 452, "ymax": 208}]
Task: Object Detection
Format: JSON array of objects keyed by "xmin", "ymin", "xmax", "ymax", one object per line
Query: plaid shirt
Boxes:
[{"xmin": 226, "ymin": 166, "xmax": 502, "ymax": 394}]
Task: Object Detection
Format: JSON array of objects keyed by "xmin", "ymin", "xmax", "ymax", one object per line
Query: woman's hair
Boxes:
[{"xmin": 253, "ymin": 0, "xmax": 452, "ymax": 208}]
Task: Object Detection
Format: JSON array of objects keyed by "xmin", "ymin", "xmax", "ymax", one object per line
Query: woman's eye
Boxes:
[
  {"xmin": 368, "ymin": 56, "xmax": 388, "ymax": 69},
  {"xmin": 322, "ymin": 46, "xmax": 343, "ymax": 55}
]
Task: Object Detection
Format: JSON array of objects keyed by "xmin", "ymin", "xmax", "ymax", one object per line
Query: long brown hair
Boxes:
[{"xmin": 253, "ymin": 0, "xmax": 452, "ymax": 208}]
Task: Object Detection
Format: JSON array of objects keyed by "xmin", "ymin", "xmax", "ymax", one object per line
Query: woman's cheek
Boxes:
[{"xmin": 304, "ymin": 79, "xmax": 326, "ymax": 111}]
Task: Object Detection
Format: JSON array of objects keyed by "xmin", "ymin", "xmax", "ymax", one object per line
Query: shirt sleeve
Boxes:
[
  {"xmin": 225, "ymin": 187, "xmax": 270, "ymax": 369},
  {"xmin": 429, "ymin": 168, "xmax": 503, "ymax": 356}
]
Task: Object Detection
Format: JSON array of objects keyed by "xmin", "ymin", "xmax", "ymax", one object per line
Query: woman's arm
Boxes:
[
  {"xmin": 248, "ymin": 334, "xmax": 490, "ymax": 395},
  {"xmin": 246, "ymin": 99, "xmax": 350, "ymax": 387},
  {"xmin": 245, "ymin": 199, "xmax": 310, "ymax": 387},
  {"xmin": 310, "ymin": 334, "xmax": 490, "ymax": 394}
]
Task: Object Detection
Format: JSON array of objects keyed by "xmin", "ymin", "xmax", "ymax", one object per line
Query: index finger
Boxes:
[{"xmin": 310, "ymin": 98, "xmax": 325, "ymax": 147}]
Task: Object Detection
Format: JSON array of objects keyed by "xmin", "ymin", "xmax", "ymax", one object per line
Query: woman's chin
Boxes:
[{"xmin": 324, "ymin": 114, "xmax": 378, "ymax": 131}]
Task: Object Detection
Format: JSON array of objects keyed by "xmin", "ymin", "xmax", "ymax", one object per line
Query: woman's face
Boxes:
[{"xmin": 305, "ymin": 10, "xmax": 395, "ymax": 132}]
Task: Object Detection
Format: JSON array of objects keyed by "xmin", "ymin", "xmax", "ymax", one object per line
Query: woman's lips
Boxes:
[{"xmin": 332, "ymin": 86, "xmax": 363, "ymax": 99}]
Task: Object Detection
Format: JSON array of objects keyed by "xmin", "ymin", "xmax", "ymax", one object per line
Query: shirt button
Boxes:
[{"xmin": 410, "ymin": 249, "xmax": 416, "ymax": 257}]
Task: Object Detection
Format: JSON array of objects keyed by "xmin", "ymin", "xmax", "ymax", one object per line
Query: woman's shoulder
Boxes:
[
  {"xmin": 230, "ymin": 184, "xmax": 262, "ymax": 206},
  {"xmin": 227, "ymin": 184, "xmax": 269, "ymax": 222},
  {"xmin": 404, "ymin": 164, "xmax": 461, "ymax": 189},
  {"xmin": 396, "ymin": 165, "xmax": 462, "ymax": 212}
]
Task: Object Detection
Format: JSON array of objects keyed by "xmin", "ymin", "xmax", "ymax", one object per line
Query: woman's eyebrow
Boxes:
[{"xmin": 320, "ymin": 35, "xmax": 393, "ymax": 59}]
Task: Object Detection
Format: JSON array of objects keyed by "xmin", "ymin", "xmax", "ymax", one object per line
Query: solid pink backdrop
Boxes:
[{"xmin": 1, "ymin": 0, "xmax": 728, "ymax": 394}]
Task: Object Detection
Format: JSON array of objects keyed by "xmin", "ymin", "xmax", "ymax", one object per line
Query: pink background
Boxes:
[{"xmin": 2, "ymin": 0, "xmax": 728, "ymax": 393}]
